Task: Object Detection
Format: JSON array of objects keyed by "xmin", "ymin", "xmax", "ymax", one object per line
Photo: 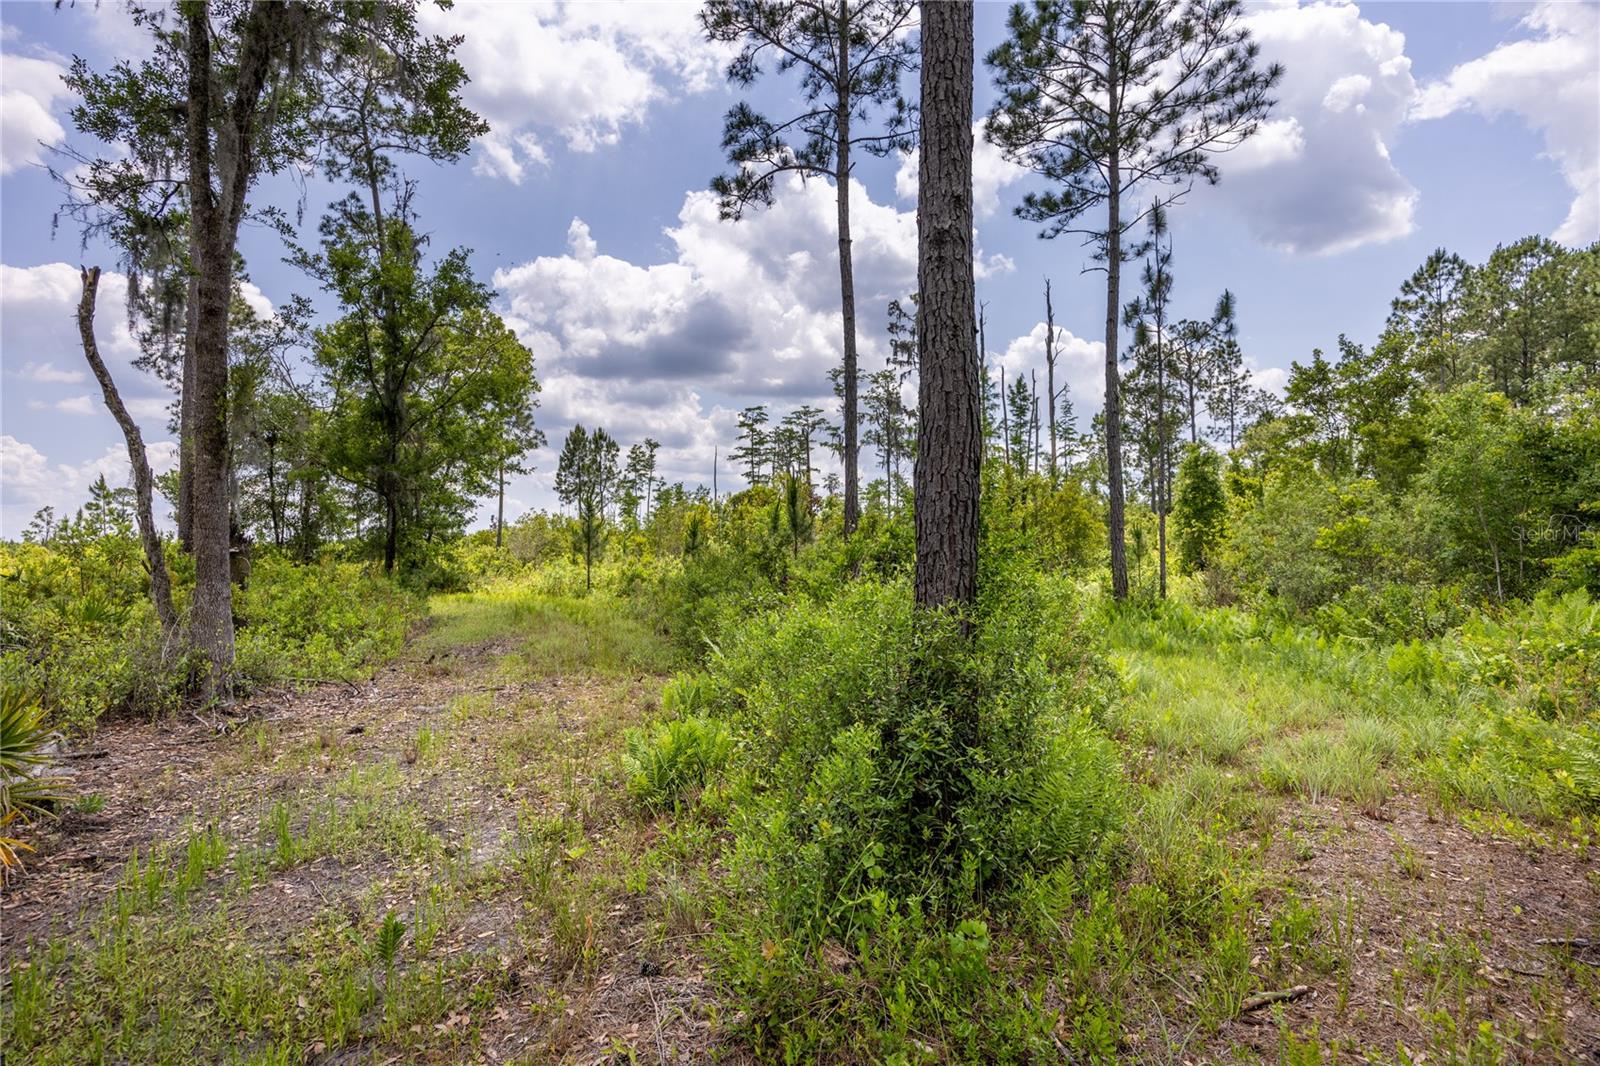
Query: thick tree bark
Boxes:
[
  {"xmin": 185, "ymin": 2, "xmax": 234, "ymax": 698},
  {"xmin": 913, "ymin": 0, "xmax": 980, "ymax": 616},
  {"xmin": 77, "ymin": 267, "xmax": 181, "ymax": 647},
  {"xmin": 185, "ymin": 0, "xmax": 287, "ymax": 698}
]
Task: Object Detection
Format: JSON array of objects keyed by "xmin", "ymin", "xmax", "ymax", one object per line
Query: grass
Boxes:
[
  {"xmin": 424, "ymin": 582, "xmax": 682, "ymax": 677},
  {"xmin": 1102, "ymin": 598, "xmax": 1594, "ymax": 820},
  {"xmin": 5, "ymin": 584, "xmax": 1593, "ymax": 1063},
  {"xmin": 3, "ymin": 585, "xmax": 685, "ymax": 1064}
]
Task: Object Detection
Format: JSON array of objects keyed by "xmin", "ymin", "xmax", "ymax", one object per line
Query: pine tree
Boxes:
[
  {"xmin": 556, "ymin": 425, "xmax": 620, "ymax": 591},
  {"xmin": 1205, "ymin": 290, "xmax": 1250, "ymax": 449},
  {"xmin": 702, "ymin": 0, "xmax": 917, "ymax": 537},
  {"xmin": 913, "ymin": 0, "xmax": 980, "ymax": 613},
  {"xmin": 731, "ymin": 405, "xmax": 772, "ymax": 486},
  {"xmin": 1006, "ymin": 374, "xmax": 1033, "ymax": 474},
  {"xmin": 781, "ymin": 406, "xmax": 828, "ymax": 486},
  {"xmin": 1387, "ymin": 249, "xmax": 1470, "ymax": 391},
  {"xmin": 1122, "ymin": 202, "xmax": 1176, "ymax": 596},
  {"xmin": 986, "ymin": 0, "xmax": 1280, "ymax": 599}
]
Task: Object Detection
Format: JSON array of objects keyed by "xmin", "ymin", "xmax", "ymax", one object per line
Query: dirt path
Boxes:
[
  {"xmin": 1208, "ymin": 795, "xmax": 1600, "ymax": 1061},
  {"xmin": 3, "ymin": 636, "xmax": 733, "ymax": 1064}
]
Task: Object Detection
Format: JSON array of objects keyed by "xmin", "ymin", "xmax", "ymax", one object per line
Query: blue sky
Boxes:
[{"xmin": 2, "ymin": 0, "xmax": 1596, "ymax": 534}]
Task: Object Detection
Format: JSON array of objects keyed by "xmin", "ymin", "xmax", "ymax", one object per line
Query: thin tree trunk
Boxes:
[
  {"xmin": 496, "ymin": 457, "xmax": 505, "ymax": 548},
  {"xmin": 299, "ymin": 476, "xmax": 314, "ymax": 562},
  {"xmin": 978, "ymin": 302, "xmax": 988, "ymax": 454},
  {"xmin": 1156, "ymin": 396, "xmax": 1166, "ymax": 600},
  {"xmin": 266, "ymin": 433, "xmax": 281, "ymax": 549},
  {"xmin": 1155, "ymin": 274, "xmax": 1167, "ymax": 600},
  {"xmin": 178, "ymin": 270, "xmax": 199, "ymax": 551},
  {"xmin": 383, "ymin": 485, "xmax": 399, "ymax": 573},
  {"xmin": 1000, "ymin": 365, "xmax": 1010, "ymax": 467},
  {"xmin": 1477, "ymin": 500, "xmax": 1504, "ymax": 602},
  {"xmin": 1031, "ymin": 368, "xmax": 1040, "ymax": 475},
  {"xmin": 914, "ymin": 0, "xmax": 980, "ymax": 615},
  {"xmin": 78, "ymin": 267, "xmax": 180, "ymax": 647},
  {"xmin": 1104, "ymin": 174, "xmax": 1129, "ymax": 596},
  {"xmin": 836, "ymin": 2, "xmax": 860, "ymax": 536},
  {"xmin": 1045, "ymin": 279, "xmax": 1058, "ymax": 484}
]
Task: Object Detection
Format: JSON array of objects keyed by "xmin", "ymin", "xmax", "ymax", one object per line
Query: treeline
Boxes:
[
  {"xmin": 37, "ymin": 3, "xmax": 540, "ymax": 695},
  {"xmin": 1155, "ymin": 237, "xmax": 1599, "ymax": 634},
  {"xmin": 485, "ymin": 232, "xmax": 1596, "ymax": 648}
]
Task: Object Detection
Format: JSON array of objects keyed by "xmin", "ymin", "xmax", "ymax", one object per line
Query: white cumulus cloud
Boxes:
[
  {"xmin": 15, "ymin": 360, "xmax": 86, "ymax": 384},
  {"xmin": 0, "ymin": 50, "xmax": 70, "ymax": 175},
  {"xmin": 1208, "ymin": 1, "xmax": 1420, "ymax": 256},
  {"xmin": 0, "ymin": 434, "xmax": 178, "ymax": 535},
  {"xmin": 492, "ymin": 173, "xmax": 919, "ymax": 493},
  {"xmin": 997, "ymin": 322, "xmax": 1106, "ymax": 423},
  {"xmin": 1410, "ymin": 2, "xmax": 1600, "ymax": 246},
  {"xmin": 422, "ymin": 0, "xmax": 731, "ymax": 184}
]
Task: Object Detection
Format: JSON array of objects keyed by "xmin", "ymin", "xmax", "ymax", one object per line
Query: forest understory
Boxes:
[{"xmin": 5, "ymin": 585, "xmax": 1596, "ymax": 1065}]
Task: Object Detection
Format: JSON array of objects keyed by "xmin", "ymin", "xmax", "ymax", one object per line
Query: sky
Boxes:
[{"xmin": 1, "ymin": 0, "xmax": 1596, "ymax": 536}]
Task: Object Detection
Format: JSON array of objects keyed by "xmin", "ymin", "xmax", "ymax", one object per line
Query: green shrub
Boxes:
[
  {"xmin": 675, "ymin": 574, "xmax": 1125, "ymax": 1059},
  {"xmin": 623, "ymin": 716, "xmax": 733, "ymax": 811},
  {"xmin": 702, "ymin": 574, "xmax": 1124, "ymax": 929},
  {"xmin": 1, "ymin": 540, "xmax": 419, "ymax": 731},
  {"xmin": 1448, "ymin": 589, "xmax": 1598, "ymax": 720},
  {"xmin": 234, "ymin": 556, "xmax": 417, "ymax": 686}
]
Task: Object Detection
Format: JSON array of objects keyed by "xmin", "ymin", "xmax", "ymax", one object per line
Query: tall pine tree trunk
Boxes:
[
  {"xmin": 1101, "ymin": 11, "xmax": 1129, "ymax": 601},
  {"xmin": 1103, "ymin": 167, "xmax": 1129, "ymax": 600},
  {"xmin": 836, "ymin": 114, "xmax": 860, "ymax": 535},
  {"xmin": 1046, "ymin": 279, "xmax": 1058, "ymax": 483},
  {"xmin": 1155, "ymin": 319, "xmax": 1168, "ymax": 599},
  {"xmin": 914, "ymin": 0, "xmax": 979, "ymax": 615},
  {"xmin": 835, "ymin": 2, "xmax": 861, "ymax": 536}
]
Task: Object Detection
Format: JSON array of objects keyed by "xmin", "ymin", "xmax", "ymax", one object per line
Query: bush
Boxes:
[
  {"xmin": 234, "ymin": 555, "xmax": 418, "ymax": 686},
  {"xmin": 1448, "ymin": 589, "xmax": 1599, "ymax": 721},
  {"xmin": 698, "ymin": 575, "xmax": 1124, "ymax": 932},
  {"xmin": 0, "ymin": 539, "xmax": 420, "ymax": 731},
  {"xmin": 0, "ymin": 541, "xmax": 190, "ymax": 731},
  {"xmin": 676, "ymin": 574, "xmax": 1123, "ymax": 1058},
  {"xmin": 623, "ymin": 716, "xmax": 733, "ymax": 811}
]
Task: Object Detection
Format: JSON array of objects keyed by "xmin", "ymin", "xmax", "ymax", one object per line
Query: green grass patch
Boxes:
[{"xmin": 424, "ymin": 584, "xmax": 681, "ymax": 676}]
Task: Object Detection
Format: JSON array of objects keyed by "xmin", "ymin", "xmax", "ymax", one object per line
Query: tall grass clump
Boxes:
[{"xmin": 675, "ymin": 570, "xmax": 1124, "ymax": 1056}]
